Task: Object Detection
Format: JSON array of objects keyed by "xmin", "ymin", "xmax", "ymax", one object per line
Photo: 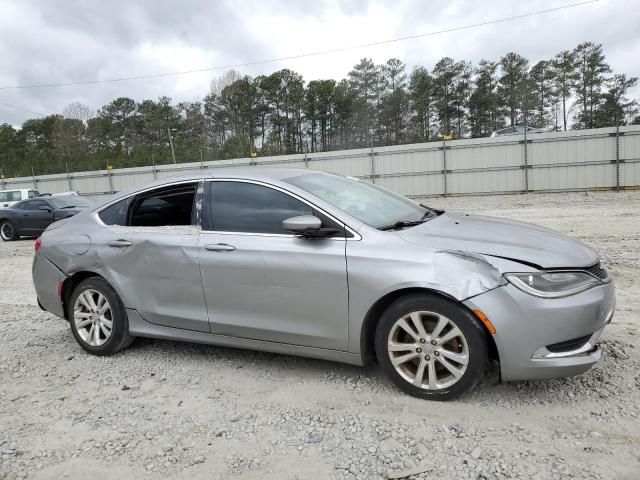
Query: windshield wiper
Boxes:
[
  {"xmin": 420, "ymin": 204, "xmax": 444, "ymax": 218},
  {"xmin": 378, "ymin": 220, "xmax": 426, "ymax": 231}
]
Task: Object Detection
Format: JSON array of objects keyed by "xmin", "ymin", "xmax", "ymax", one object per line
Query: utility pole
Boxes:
[{"xmin": 167, "ymin": 127, "xmax": 176, "ymax": 164}]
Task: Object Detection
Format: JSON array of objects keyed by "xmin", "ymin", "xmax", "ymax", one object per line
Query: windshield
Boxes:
[
  {"xmin": 285, "ymin": 173, "xmax": 428, "ymax": 228},
  {"xmin": 49, "ymin": 196, "xmax": 94, "ymax": 209}
]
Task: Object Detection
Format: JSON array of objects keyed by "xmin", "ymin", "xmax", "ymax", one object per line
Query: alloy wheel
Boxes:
[
  {"xmin": 387, "ymin": 311, "xmax": 469, "ymax": 390},
  {"xmin": 73, "ymin": 289, "xmax": 113, "ymax": 347}
]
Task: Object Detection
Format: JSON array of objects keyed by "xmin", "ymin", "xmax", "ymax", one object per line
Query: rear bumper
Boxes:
[
  {"xmin": 32, "ymin": 252, "xmax": 66, "ymax": 318},
  {"xmin": 464, "ymin": 280, "xmax": 615, "ymax": 381}
]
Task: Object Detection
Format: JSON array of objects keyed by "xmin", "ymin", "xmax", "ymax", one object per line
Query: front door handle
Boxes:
[
  {"xmin": 108, "ymin": 239, "xmax": 133, "ymax": 248},
  {"xmin": 205, "ymin": 243, "xmax": 236, "ymax": 252}
]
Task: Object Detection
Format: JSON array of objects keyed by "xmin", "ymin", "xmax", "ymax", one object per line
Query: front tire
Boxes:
[
  {"xmin": 0, "ymin": 221, "xmax": 17, "ymax": 241},
  {"xmin": 68, "ymin": 277, "xmax": 134, "ymax": 355},
  {"xmin": 375, "ymin": 293, "xmax": 488, "ymax": 400}
]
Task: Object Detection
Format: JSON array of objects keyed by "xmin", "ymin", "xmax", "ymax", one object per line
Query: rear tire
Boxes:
[
  {"xmin": 68, "ymin": 277, "xmax": 134, "ymax": 355},
  {"xmin": 0, "ymin": 221, "xmax": 17, "ymax": 241},
  {"xmin": 375, "ymin": 293, "xmax": 488, "ymax": 400}
]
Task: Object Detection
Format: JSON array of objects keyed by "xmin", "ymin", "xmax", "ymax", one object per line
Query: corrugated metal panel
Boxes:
[
  {"xmin": 2, "ymin": 126, "xmax": 639, "ymax": 198},
  {"xmin": 310, "ymin": 154, "xmax": 371, "ymax": 177},
  {"xmin": 448, "ymin": 140, "xmax": 522, "ymax": 170},
  {"xmin": 377, "ymin": 173, "xmax": 444, "ymax": 197},
  {"xmin": 71, "ymin": 170, "xmax": 113, "ymax": 195},
  {"xmin": 619, "ymin": 129, "xmax": 640, "ymax": 187},
  {"xmin": 448, "ymin": 169, "xmax": 524, "ymax": 194},
  {"xmin": 529, "ymin": 164, "xmax": 616, "ymax": 190},
  {"xmin": 375, "ymin": 147, "xmax": 442, "ymax": 175},
  {"xmin": 529, "ymin": 132, "xmax": 614, "ymax": 166}
]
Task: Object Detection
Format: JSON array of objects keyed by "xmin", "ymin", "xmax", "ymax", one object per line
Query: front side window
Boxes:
[
  {"xmin": 209, "ymin": 181, "xmax": 313, "ymax": 234},
  {"xmin": 285, "ymin": 173, "xmax": 425, "ymax": 229},
  {"xmin": 17, "ymin": 199, "xmax": 48, "ymax": 210}
]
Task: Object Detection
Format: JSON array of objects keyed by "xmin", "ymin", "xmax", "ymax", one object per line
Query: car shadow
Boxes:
[{"xmin": 120, "ymin": 336, "xmax": 632, "ymax": 405}]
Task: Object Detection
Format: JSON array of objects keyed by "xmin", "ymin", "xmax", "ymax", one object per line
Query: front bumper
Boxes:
[{"xmin": 464, "ymin": 280, "xmax": 615, "ymax": 382}]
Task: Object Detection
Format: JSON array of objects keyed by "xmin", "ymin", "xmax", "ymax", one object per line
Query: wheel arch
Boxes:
[
  {"xmin": 61, "ymin": 271, "xmax": 106, "ymax": 320},
  {"xmin": 359, "ymin": 287, "xmax": 500, "ymax": 367}
]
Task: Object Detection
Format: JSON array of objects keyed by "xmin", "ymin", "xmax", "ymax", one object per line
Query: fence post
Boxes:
[
  {"xmin": 369, "ymin": 146, "xmax": 376, "ymax": 184},
  {"xmin": 66, "ymin": 162, "xmax": 73, "ymax": 191},
  {"xmin": 151, "ymin": 154, "xmax": 157, "ymax": 179},
  {"xmin": 0, "ymin": 168, "xmax": 5, "ymax": 190},
  {"xmin": 106, "ymin": 163, "xmax": 114, "ymax": 195},
  {"xmin": 31, "ymin": 165, "xmax": 38, "ymax": 190},
  {"xmin": 615, "ymin": 124, "xmax": 620, "ymax": 191},
  {"xmin": 304, "ymin": 151, "xmax": 309, "ymax": 169},
  {"xmin": 441, "ymin": 141, "xmax": 448, "ymax": 196}
]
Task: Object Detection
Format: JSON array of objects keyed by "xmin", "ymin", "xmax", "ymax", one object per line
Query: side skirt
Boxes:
[{"xmin": 127, "ymin": 309, "xmax": 363, "ymax": 367}]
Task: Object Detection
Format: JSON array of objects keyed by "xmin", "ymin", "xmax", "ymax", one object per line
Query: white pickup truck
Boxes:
[
  {"xmin": 0, "ymin": 189, "xmax": 82, "ymax": 208},
  {"xmin": 0, "ymin": 189, "xmax": 40, "ymax": 208}
]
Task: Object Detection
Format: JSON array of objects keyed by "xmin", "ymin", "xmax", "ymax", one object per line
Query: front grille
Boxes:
[
  {"xmin": 585, "ymin": 262, "xmax": 608, "ymax": 280},
  {"xmin": 546, "ymin": 335, "xmax": 592, "ymax": 353}
]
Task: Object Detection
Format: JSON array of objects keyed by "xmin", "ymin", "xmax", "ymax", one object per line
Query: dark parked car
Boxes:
[{"xmin": 0, "ymin": 195, "xmax": 95, "ymax": 241}]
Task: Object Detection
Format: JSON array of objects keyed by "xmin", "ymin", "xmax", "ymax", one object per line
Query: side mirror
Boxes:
[
  {"xmin": 39, "ymin": 205, "xmax": 52, "ymax": 212},
  {"xmin": 283, "ymin": 215, "xmax": 321, "ymax": 233},
  {"xmin": 283, "ymin": 215, "xmax": 343, "ymax": 238}
]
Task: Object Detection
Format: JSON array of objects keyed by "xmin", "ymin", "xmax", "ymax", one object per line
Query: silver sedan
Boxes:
[{"xmin": 31, "ymin": 169, "xmax": 615, "ymax": 400}]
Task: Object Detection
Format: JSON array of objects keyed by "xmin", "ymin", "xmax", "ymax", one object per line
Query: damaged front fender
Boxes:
[{"xmin": 430, "ymin": 250, "xmax": 506, "ymax": 300}]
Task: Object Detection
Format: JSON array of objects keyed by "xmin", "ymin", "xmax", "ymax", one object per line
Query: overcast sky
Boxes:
[{"xmin": 1, "ymin": 0, "xmax": 639, "ymax": 127}]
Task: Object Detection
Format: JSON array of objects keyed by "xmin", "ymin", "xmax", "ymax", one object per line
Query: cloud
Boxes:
[{"xmin": 0, "ymin": 0, "xmax": 638, "ymax": 127}]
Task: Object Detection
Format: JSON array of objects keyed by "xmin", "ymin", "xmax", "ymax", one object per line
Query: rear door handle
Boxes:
[
  {"xmin": 108, "ymin": 239, "xmax": 133, "ymax": 248},
  {"xmin": 205, "ymin": 243, "xmax": 236, "ymax": 252}
]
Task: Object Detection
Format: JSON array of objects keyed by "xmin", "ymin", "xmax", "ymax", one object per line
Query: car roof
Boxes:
[{"xmin": 98, "ymin": 167, "xmax": 319, "ymax": 207}]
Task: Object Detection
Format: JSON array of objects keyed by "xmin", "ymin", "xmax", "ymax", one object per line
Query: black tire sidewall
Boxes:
[
  {"xmin": 1, "ymin": 221, "xmax": 16, "ymax": 241},
  {"xmin": 68, "ymin": 277, "xmax": 130, "ymax": 355},
  {"xmin": 375, "ymin": 293, "xmax": 488, "ymax": 400}
]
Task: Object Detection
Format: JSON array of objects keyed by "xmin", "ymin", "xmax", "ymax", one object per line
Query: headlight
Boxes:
[{"xmin": 504, "ymin": 271, "xmax": 602, "ymax": 298}]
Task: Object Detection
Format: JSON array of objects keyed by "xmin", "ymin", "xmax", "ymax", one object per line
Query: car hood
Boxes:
[{"xmin": 397, "ymin": 212, "xmax": 599, "ymax": 269}]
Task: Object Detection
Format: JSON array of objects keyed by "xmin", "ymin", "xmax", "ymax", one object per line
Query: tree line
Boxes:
[{"xmin": 0, "ymin": 41, "xmax": 638, "ymax": 178}]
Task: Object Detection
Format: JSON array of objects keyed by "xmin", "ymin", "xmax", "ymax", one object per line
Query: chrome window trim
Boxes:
[
  {"xmin": 95, "ymin": 178, "xmax": 203, "ymax": 213},
  {"xmin": 204, "ymin": 178, "xmax": 362, "ymax": 241}
]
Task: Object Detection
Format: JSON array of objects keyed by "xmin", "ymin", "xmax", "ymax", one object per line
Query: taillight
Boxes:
[{"xmin": 34, "ymin": 237, "xmax": 42, "ymax": 252}]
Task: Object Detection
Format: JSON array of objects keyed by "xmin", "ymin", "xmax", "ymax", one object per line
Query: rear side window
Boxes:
[
  {"xmin": 99, "ymin": 197, "xmax": 133, "ymax": 226},
  {"xmin": 0, "ymin": 191, "xmax": 22, "ymax": 202},
  {"xmin": 28, "ymin": 190, "xmax": 39, "ymax": 198},
  {"xmin": 209, "ymin": 181, "xmax": 313, "ymax": 234},
  {"xmin": 130, "ymin": 183, "xmax": 197, "ymax": 227},
  {"xmin": 99, "ymin": 183, "xmax": 198, "ymax": 227}
]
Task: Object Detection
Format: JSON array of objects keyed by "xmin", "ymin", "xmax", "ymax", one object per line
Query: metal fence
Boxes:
[{"xmin": 2, "ymin": 125, "xmax": 639, "ymax": 202}]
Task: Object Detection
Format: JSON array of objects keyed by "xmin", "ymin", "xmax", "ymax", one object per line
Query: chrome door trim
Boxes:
[{"xmin": 205, "ymin": 178, "xmax": 362, "ymax": 241}]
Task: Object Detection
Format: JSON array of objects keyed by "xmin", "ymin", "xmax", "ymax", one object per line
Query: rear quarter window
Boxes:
[{"xmin": 98, "ymin": 197, "xmax": 133, "ymax": 226}]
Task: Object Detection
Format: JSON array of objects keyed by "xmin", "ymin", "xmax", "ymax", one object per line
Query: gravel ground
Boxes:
[{"xmin": 1, "ymin": 190, "xmax": 639, "ymax": 480}]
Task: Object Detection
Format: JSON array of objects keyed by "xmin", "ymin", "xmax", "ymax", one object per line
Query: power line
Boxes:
[
  {"xmin": 0, "ymin": 0, "xmax": 599, "ymax": 91},
  {"xmin": 0, "ymin": 101, "xmax": 46, "ymax": 117}
]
